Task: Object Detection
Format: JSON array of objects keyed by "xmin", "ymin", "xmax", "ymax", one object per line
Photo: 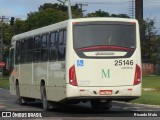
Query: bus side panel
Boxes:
[
  {"xmin": 10, "ymin": 63, "xmax": 20, "ymax": 95},
  {"xmin": 9, "ymin": 66, "xmax": 18, "ymax": 95},
  {"xmin": 32, "ymin": 62, "xmax": 47, "ymax": 99},
  {"xmin": 47, "ymin": 61, "xmax": 66, "ymax": 101},
  {"xmin": 19, "ymin": 64, "xmax": 32, "ymax": 97}
]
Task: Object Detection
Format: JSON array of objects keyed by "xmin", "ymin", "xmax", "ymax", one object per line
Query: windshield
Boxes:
[{"xmin": 73, "ymin": 22, "xmax": 136, "ymax": 49}]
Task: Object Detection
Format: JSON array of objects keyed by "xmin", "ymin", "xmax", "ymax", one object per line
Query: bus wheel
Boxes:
[
  {"xmin": 41, "ymin": 85, "xmax": 49, "ymax": 111},
  {"xmin": 91, "ymin": 100, "xmax": 112, "ymax": 111},
  {"xmin": 16, "ymin": 83, "xmax": 26, "ymax": 105}
]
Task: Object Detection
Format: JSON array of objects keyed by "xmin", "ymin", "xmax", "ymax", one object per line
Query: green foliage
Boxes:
[
  {"xmin": 131, "ymin": 91, "xmax": 160, "ymax": 105},
  {"xmin": 11, "ymin": 3, "xmax": 82, "ymax": 33},
  {"xmin": 38, "ymin": 3, "xmax": 67, "ymax": 11},
  {"xmin": 86, "ymin": 10, "xmax": 110, "ymax": 17},
  {"xmin": 145, "ymin": 18, "xmax": 157, "ymax": 38},
  {"xmin": 2, "ymin": 23, "xmax": 14, "ymax": 45},
  {"xmin": 2, "ymin": 69, "xmax": 10, "ymax": 76},
  {"xmin": 131, "ymin": 75, "xmax": 160, "ymax": 105},
  {"xmin": 0, "ymin": 78, "xmax": 9, "ymax": 89},
  {"xmin": 26, "ymin": 9, "xmax": 68, "ymax": 30},
  {"xmin": 142, "ymin": 76, "xmax": 160, "ymax": 89},
  {"xmin": 110, "ymin": 14, "xmax": 130, "ymax": 18},
  {"xmin": 139, "ymin": 17, "xmax": 159, "ymax": 64},
  {"xmin": 86, "ymin": 10, "xmax": 130, "ymax": 18},
  {"xmin": 12, "ymin": 19, "xmax": 28, "ymax": 34},
  {"xmin": 26, "ymin": 3, "xmax": 68, "ymax": 30},
  {"xmin": 151, "ymin": 53, "xmax": 158, "ymax": 64}
]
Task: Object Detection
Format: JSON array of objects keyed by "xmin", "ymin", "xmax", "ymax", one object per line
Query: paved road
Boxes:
[{"xmin": 0, "ymin": 88, "xmax": 160, "ymax": 120}]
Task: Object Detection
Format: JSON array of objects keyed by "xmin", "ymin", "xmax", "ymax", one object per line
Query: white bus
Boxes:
[{"xmin": 9, "ymin": 18, "xmax": 142, "ymax": 111}]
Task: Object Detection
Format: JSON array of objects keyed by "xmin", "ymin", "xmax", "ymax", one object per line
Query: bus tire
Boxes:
[
  {"xmin": 41, "ymin": 85, "xmax": 49, "ymax": 111},
  {"xmin": 16, "ymin": 82, "xmax": 26, "ymax": 105},
  {"xmin": 91, "ymin": 100, "xmax": 112, "ymax": 111}
]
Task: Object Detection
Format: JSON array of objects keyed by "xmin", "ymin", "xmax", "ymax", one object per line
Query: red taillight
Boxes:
[
  {"xmin": 69, "ymin": 65, "xmax": 78, "ymax": 86},
  {"xmin": 131, "ymin": 21, "xmax": 136, "ymax": 24},
  {"xmin": 134, "ymin": 64, "xmax": 141, "ymax": 85},
  {"xmin": 72, "ymin": 22, "xmax": 79, "ymax": 25}
]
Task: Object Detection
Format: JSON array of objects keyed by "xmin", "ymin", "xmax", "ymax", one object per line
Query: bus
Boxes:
[{"xmin": 9, "ymin": 18, "xmax": 142, "ymax": 111}]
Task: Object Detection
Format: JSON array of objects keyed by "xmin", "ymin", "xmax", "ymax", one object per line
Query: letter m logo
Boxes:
[{"xmin": 102, "ymin": 69, "xmax": 110, "ymax": 78}]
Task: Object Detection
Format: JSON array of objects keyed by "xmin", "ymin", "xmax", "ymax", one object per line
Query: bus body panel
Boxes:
[
  {"xmin": 19, "ymin": 64, "xmax": 31, "ymax": 97},
  {"xmin": 66, "ymin": 84, "xmax": 141, "ymax": 98},
  {"xmin": 9, "ymin": 18, "xmax": 141, "ymax": 104},
  {"xmin": 10, "ymin": 20, "xmax": 68, "ymax": 102},
  {"xmin": 74, "ymin": 52, "xmax": 137, "ymax": 87},
  {"xmin": 47, "ymin": 61, "xmax": 66, "ymax": 101},
  {"xmin": 66, "ymin": 18, "xmax": 141, "ymax": 100}
]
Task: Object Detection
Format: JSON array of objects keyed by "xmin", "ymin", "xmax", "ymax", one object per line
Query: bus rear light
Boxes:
[
  {"xmin": 131, "ymin": 22, "xmax": 136, "ymax": 24},
  {"xmin": 134, "ymin": 64, "xmax": 141, "ymax": 85},
  {"xmin": 72, "ymin": 22, "xmax": 79, "ymax": 25},
  {"xmin": 69, "ymin": 65, "xmax": 78, "ymax": 86}
]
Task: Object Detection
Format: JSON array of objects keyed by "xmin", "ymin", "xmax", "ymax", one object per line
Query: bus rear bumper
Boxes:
[
  {"xmin": 60, "ymin": 96, "xmax": 139, "ymax": 103},
  {"xmin": 66, "ymin": 84, "xmax": 141, "ymax": 102}
]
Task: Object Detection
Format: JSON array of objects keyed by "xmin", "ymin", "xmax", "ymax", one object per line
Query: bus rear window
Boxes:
[{"xmin": 73, "ymin": 22, "xmax": 136, "ymax": 49}]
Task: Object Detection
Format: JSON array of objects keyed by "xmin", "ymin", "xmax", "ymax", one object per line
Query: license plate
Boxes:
[{"xmin": 99, "ymin": 90, "xmax": 112, "ymax": 95}]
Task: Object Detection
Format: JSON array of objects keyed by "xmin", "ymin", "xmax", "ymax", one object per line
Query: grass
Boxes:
[
  {"xmin": 130, "ymin": 75, "xmax": 160, "ymax": 105},
  {"xmin": 142, "ymin": 76, "xmax": 160, "ymax": 89},
  {"xmin": 0, "ymin": 77, "xmax": 9, "ymax": 89},
  {"xmin": 131, "ymin": 91, "xmax": 160, "ymax": 105}
]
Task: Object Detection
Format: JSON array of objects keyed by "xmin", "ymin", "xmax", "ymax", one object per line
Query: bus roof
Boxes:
[
  {"xmin": 11, "ymin": 17, "xmax": 137, "ymax": 43},
  {"xmin": 11, "ymin": 20, "xmax": 69, "ymax": 42}
]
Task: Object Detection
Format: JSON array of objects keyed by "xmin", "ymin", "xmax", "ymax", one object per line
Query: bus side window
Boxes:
[
  {"xmin": 27, "ymin": 37, "xmax": 33, "ymax": 63},
  {"xmin": 10, "ymin": 49, "xmax": 14, "ymax": 67},
  {"xmin": 59, "ymin": 30, "xmax": 63, "ymax": 45},
  {"xmin": 58, "ymin": 29, "xmax": 66, "ymax": 61},
  {"xmin": 64, "ymin": 29, "xmax": 67, "ymax": 45},
  {"xmin": 15, "ymin": 41, "xmax": 21, "ymax": 64},
  {"xmin": 33, "ymin": 36, "xmax": 41, "ymax": 62},
  {"xmin": 41, "ymin": 34, "xmax": 49, "ymax": 61},
  {"xmin": 49, "ymin": 32, "xmax": 58, "ymax": 61},
  {"xmin": 7, "ymin": 48, "xmax": 14, "ymax": 72},
  {"xmin": 20, "ymin": 39, "xmax": 26, "ymax": 64}
]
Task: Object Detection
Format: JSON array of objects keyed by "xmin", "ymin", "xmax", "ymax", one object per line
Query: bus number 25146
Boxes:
[{"xmin": 115, "ymin": 60, "xmax": 134, "ymax": 66}]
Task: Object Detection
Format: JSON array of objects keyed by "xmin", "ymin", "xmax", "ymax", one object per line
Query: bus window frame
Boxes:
[
  {"xmin": 49, "ymin": 31, "xmax": 58, "ymax": 62},
  {"xmin": 33, "ymin": 35, "xmax": 41, "ymax": 63},
  {"xmin": 41, "ymin": 33, "xmax": 49, "ymax": 62},
  {"xmin": 57, "ymin": 29, "xmax": 67, "ymax": 61}
]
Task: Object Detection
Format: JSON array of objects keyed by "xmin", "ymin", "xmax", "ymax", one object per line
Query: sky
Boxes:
[{"xmin": 0, "ymin": 0, "xmax": 160, "ymax": 33}]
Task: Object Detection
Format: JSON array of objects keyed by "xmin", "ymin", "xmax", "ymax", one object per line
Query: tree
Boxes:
[
  {"xmin": 86, "ymin": 10, "xmax": 130, "ymax": 18},
  {"xmin": 26, "ymin": 9, "xmax": 68, "ymax": 30},
  {"xmin": 140, "ymin": 17, "xmax": 159, "ymax": 64},
  {"xmin": 12, "ymin": 19, "xmax": 27, "ymax": 34},
  {"xmin": 86, "ymin": 10, "xmax": 110, "ymax": 17},
  {"xmin": 110, "ymin": 14, "xmax": 130, "ymax": 18},
  {"xmin": 1, "ymin": 23, "xmax": 14, "ymax": 45},
  {"xmin": 39, "ymin": 3, "xmax": 67, "ymax": 12},
  {"xmin": 23, "ymin": 3, "xmax": 81, "ymax": 31}
]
